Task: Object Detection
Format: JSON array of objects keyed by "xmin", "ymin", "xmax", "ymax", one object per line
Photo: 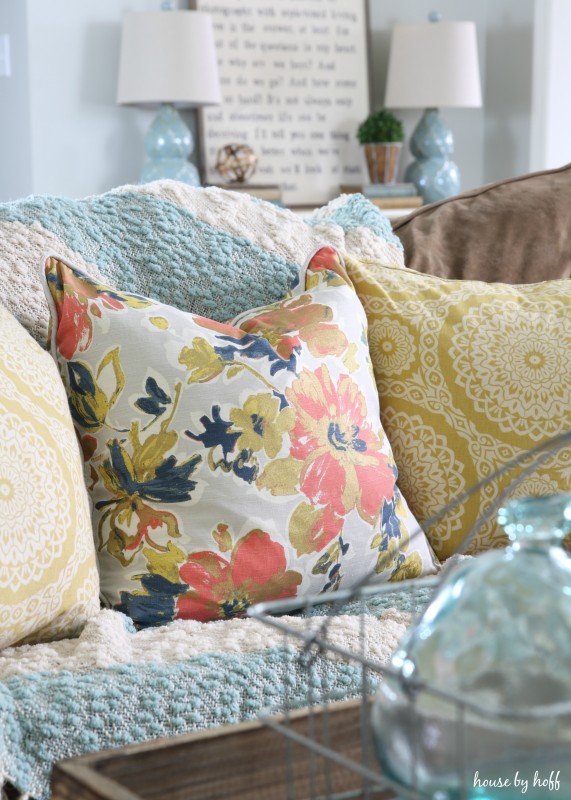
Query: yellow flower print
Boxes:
[
  {"xmin": 96, "ymin": 382, "xmax": 202, "ymax": 564},
  {"xmin": 149, "ymin": 316, "xmax": 170, "ymax": 330},
  {"xmin": 144, "ymin": 542, "xmax": 187, "ymax": 584},
  {"xmin": 390, "ymin": 551, "xmax": 423, "ymax": 581},
  {"xmin": 230, "ymin": 393, "xmax": 295, "ymax": 459},
  {"xmin": 67, "ymin": 347, "xmax": 125, "ymax": 432},
  {"xmin": 257, "ymin": 456, "xmax": 302, "ymax": 496},
  {"xmin": 212, "ymin": 523, "xmax": 232, "ymax": 553},
  {"xmin": 342, "ymin": 342, "xmax": 359, "ymax": 374},
  {"xmin": 288, "ymin": 501, "xmax": 343, "ymax": 556},
  {"xmin": 179, "ymin": 337, "xmax": 226, "ymax": 384}
]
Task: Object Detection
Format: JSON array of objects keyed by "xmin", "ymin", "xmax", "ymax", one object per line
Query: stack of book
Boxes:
[
  {"xmin": 210, "ymin": 183, "xmax": 283, "ymax": 205},
  {"xmin": 340, "ymin": 183, "xmax": 422, "ymax": 210}
]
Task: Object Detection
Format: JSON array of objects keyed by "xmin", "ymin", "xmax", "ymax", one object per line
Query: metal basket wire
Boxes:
[
  {"xmin": 249, "ymin": 577, "xmax": 442, "ymax": 800},
  {"xmin": 248, "ymin": 430, "xmax": 571, "ymax": 800},
  {"xmin": 250, "ymin": 577, "xmax": 571, "ymax": 800}
]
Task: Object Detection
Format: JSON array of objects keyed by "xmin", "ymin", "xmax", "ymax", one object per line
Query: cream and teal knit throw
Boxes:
[
  {"xmin": 0, "ymin": 181, "xmax": 408, "ymax": 799},
  {"xmin": 0, "ymin": 181, "xmax": 404, "ymax": 345},
  {"xmin": 0, "ymin": 587, "xmax": 434, "ymax": 800}
]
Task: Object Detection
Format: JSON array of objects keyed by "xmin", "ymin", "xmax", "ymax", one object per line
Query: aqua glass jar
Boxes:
[{"xmin": 371, "ymin": 493, "xmax": 571, "ymax": 800}]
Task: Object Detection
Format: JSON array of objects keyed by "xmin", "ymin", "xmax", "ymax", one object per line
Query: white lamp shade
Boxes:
[
  {"xmin": 385, "ymin": 21, "xmax": 482, "ymax": 109},
  {"xmin": 117, "ymin": 10, "xmax": 221, "ymax": 108}
]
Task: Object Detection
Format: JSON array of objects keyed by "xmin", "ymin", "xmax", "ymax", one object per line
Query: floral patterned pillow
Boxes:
[{"xmin": 43, "ymin": 247, "xmax": 436, "ymax": 626}]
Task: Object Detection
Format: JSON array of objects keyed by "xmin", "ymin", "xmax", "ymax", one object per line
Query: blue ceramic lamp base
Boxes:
[
  {"xmin": 140, "ymin": 103, "xmax": 200, "ymax": 186},
  {"xmin": 405, "ymin": 107, "xmax": 460, "ymax": 204}
]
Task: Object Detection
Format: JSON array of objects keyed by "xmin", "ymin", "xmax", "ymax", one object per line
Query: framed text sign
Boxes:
[{"xmin": 195, "ymin": 0, "xmax": 371, "ymax": 205}]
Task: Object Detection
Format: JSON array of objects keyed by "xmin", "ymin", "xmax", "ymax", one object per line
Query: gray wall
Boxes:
[
  {"xmin": 26, "ymin": 0, "xmax": 162, "ymax": 198},
  {"xmin": 530, "ymin": 0, "xmax": 571, "ymax": 171},
  {"xmin": 483, "ymin": 0, "xmax": 534, "ymax": 184},
  {"xmin": 369, "ymin": 0, "xmax": 535, "ymax": 193},
  {"xmin": 0, "ymin": 0, "xmax": 538, "ymax": 202},
  {"xmin": 0, "ymin": 0, "xmax": 32, "ymax": 200}
]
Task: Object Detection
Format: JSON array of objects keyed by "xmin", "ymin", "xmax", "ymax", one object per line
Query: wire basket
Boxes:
[
  {"xmin": 248, "ymin": 431, "xmax": 571, "ymax": 800},
  {"xmin": 248, "ymin": 576, "xmax": 441, "ymax": 800},
  {"xmin": 249, "ymin": 572, "xmax": 571, "ymax": 800}
]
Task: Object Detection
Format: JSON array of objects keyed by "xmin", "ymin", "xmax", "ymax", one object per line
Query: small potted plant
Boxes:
[{"xmin": 357, "ymin": 109, "xmax": 405, "ymax": 184}]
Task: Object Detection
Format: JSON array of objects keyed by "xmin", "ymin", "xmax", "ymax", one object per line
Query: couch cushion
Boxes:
[
  {"xmin": 43, "ymin": 248, "xmax": 436, "ymax": 627},
  {"xmin": 0, "ymin": 306, "xmax": 99, "ymax": 649},
  {"xmin": 347, "ymin": 256, "xmax": 571, "ymax": 559},
  {"xmin": 392, "ymin": 163, "xmax": 571, "ymax": 283},
  {"xmin": 0, "ymin": 182, "xmax": 404, "ymax": 345}
]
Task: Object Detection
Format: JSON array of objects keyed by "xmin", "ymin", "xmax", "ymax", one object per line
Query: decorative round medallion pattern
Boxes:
[
  {"xmin": 368, "ymin": 319, "xmax": 416, "ymax": 376},
  {"xmin": 0, "ymin": 417, "xmax": 67, "ymax": 589},
  {"xmin": 348, "ymin": 259, "xmax": 571, "ymax": 559},
  {"xmin": 0, "ymin": 304, "xmax": 99, "ymax": 648},
  {"xmin": 450, "ymin": 303, "xmax": 571, "ymax": 440}
]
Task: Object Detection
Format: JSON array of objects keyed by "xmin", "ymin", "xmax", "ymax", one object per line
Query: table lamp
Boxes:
[
  {"xmin": 384, "ymin": 13, "xmax": 482, "ymax": 204},
  {"xmin": 117, "ymin": 4, "xmax": 221, "ymax": 185}
]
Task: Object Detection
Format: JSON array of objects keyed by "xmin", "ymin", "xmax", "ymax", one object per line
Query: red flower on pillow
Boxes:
[
  {"xmin": 56, "ymin": 293, "xmax": 93, "ymax": 360},
  {"xmin": 176, "ymin": 529, "xmax": 302, "ymax": 621},
  {"xmin": 45, "ymin": 256, "xmax": 152, "ymax": 359},
  {"xmin": 307, "ymin": 246, "xmax": 343, "ymax": 273},
  {"xmin": 242, "ymin": 294, "xmax": 348, "ymax": 361},
  {"xmin": 287, "ymin": 366, "xmax": 394, "ymax": 524}
]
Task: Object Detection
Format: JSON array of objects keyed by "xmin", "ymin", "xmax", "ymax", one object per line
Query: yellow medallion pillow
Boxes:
[
  {"xmin": 0, "ymin": 305, "xmax": 100, "ymax": 649},
  {"xmin": 347, "ymin": 257, "xmax": 571, "ymax": 559}
]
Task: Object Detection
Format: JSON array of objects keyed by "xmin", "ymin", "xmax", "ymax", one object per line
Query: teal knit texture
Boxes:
[
  {"xmin": 306, "ymin": 192, "xmax": 402, "ymax": 243},
  {"xmin": 0, "ymin": 586, "xmax": 433, "ymax": 800},
  {"xmin": 0, "ymin": 648, "xmax": 359, "ymax": 800},
  {"xmin": 2, "ymin": 193, "xmax": 300, "ymax": 321},
  {"xmin": 0, "ymin": 186, "xmax": 403, "ymax": 347}
]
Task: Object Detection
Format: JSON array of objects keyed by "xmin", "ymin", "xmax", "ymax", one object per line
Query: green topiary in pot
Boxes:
[
  {"xmin": 357, "ymin": 109, "xmax": 405, "ymax": 183},
  {"xmin": 357, "ymin": 109, "xmax": 404, "ymax": 144}
]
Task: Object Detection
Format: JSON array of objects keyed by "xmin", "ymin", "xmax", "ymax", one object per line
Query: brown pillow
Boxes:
[{"xmin": 392, "ymin": 163, "xmax": 571, "ymax": 284}]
